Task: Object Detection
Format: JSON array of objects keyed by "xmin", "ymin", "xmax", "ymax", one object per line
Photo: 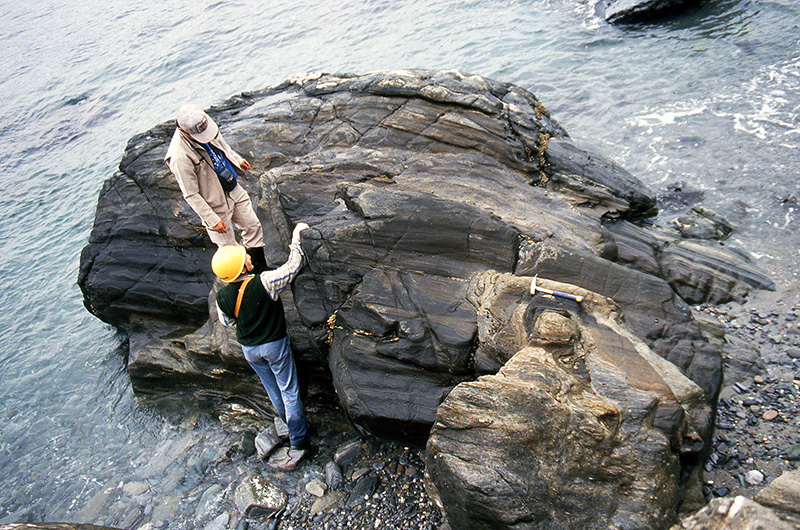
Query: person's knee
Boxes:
[{"xmin": 283, "ymin": 392, "xmax": 304, "ymax": 413}]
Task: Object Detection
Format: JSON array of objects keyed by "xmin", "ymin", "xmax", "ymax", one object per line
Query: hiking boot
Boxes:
[
  {"xmin": 291, "ymin": 438, "xmax": 310, "ymax": 451},
  {"xmin": 269, "ymin": 447, "xmax": 307, "ymax": 471}
]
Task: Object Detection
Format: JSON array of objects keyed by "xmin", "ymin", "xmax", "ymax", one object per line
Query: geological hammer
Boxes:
[{"xmin": 530, "ymin": 275, "xmax": 584, "ymax": 303}]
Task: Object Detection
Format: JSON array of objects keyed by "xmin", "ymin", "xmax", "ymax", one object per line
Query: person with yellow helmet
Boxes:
[{"xmin": 213, "ymin": 222, "xmax": 311, "ymax": 470}]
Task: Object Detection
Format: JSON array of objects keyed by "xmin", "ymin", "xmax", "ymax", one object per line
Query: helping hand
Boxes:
[
  {"xmin": 212, "ymin": 220, "xmax": 228, "ymax": 233},
  {"xmin": 292, "ymin": 222, "xmax": 310, "ymax": 243}
]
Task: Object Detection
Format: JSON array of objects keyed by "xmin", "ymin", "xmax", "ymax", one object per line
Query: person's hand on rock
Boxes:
[{"xmin": 292, "ymin": 222, "xmax": 310, "ymax": 243}]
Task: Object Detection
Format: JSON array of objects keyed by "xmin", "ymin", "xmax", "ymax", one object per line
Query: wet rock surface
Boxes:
[{"xmin": 602, "ymin": 0, "xmax": 704, "ymax": 24}]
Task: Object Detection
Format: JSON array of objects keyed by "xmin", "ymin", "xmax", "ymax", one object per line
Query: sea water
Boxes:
[{"xmin": 1, "ymin": 0, "xmax": 799, "ymax": 524}]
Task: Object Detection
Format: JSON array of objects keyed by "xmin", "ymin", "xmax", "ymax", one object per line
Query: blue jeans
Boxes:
[{"xmin": 242, "ymin": 336, "xmax": 308, "ymax": 446}]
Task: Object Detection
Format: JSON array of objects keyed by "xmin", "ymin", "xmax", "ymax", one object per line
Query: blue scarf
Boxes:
[{"xmin": 203, "ymin": 142, "xmax": 239, "ymax": 192}]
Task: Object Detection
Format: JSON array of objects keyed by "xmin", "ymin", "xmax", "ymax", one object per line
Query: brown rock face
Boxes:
[{"xmin": 427, "ymin": 273, "xmax": 712, "ymax": 529}]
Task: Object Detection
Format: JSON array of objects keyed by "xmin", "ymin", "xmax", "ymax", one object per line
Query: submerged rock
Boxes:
[
  {"xmin": 234, "ymin": 475, "xmax": 287, "ymax": 517},
  {"xmin": 673, "ymin": 207, "xmax": 735, "ymax": 240},
  {"xmin": 602, "ymin": 0, "xmax": 703, "ymax": 24}
]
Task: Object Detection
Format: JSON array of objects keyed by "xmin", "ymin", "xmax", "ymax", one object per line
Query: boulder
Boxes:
[
  {"xmin": 234, "ymin": 475, "xmax": 287, "ymax": 517},
  {"xmin": 670, "ymin": 496, "xmax": 800, "ymax": 530},
  {"xmin": 602, "ymin": 0, "xmax": 703, "ymax": 24},
  {"xmin": 426, "ymin": 272, "xmax": 711, "ymax": 530},
  {"xmin": 78, "ymin": 70, "xmax": 772, "ymax": 440},
  {"xmin": 754, "ymin": 469, "xmax": 800, "ymax": 527},
  {"xmin": 666, "ymin": 470, "xmax": 800, "ymax": 529}
]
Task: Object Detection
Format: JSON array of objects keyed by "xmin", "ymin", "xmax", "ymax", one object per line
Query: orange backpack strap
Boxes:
[{"xmin": 234, "ymin": 277, "xmax": 253, "ymax": 318}]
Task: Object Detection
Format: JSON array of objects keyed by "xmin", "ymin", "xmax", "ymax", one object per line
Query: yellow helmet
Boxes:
[{"xmin": 212, "ymin": 245, "xmax": 247, "ymax": 282}]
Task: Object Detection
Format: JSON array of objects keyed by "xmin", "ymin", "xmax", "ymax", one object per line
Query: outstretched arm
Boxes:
[{"xmin": 259, "ymin": 223, "xmax": 310, "ymax": 300}]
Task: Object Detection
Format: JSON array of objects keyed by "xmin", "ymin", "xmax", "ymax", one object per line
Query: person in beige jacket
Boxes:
[{"xmin": 165, "ymin": 104, "xmax": 267, "ymax": 269}]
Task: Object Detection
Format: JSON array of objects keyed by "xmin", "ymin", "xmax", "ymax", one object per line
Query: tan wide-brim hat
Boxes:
[{"xmin": 176, "ymin": 104, "xmax": 219, "ymax": 143}]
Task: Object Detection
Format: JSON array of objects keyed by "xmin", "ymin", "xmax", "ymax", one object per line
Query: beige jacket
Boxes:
[{"xmin": 164, "ymin": 128, "xmax": 247, "ymax": 229}]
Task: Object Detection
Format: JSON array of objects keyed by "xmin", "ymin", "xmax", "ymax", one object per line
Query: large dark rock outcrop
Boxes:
[
  {"xmin": 602, "ymin": 0, "xmax": 704, "ymax": 23},
  {"xmin": 79, "ymin": 70, "xmax": 773, "ymax": 527},
  {"xmin": 79, "ymin": 69, "xmax": 772, "ymax": 427}
]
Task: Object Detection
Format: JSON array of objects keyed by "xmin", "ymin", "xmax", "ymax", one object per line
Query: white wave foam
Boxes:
[
  {"xmin": 717, "ymin": 55, "xmax": 800, "ymax": 148},
  {"xmin": 563, "ymin": 0, "xmax": 604, "ymax": 29},
  {"xmin": 634, "ymin": 106, "xmax": 708, "ymax": 127},
  {"xmin": 629, "ymin": 54, "xmax": 800, "ymax": 153}
]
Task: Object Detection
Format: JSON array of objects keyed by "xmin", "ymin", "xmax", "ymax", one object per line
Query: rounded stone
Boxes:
[
  {"xmin": 745, "ymin": 470, "xmax": 764, "ymax": 485},
  {"xmin": 306, "ymin": 478, "xmax": 328, "ymax": 498},
  {"xmin": 534, "ymin": 311, "xmax": 578, "ymax": 345},
  {"xmin": 123, "ymin": 481, "xmax": 149, "ymax": 496},
  {"xmin": 762, "ymin": 410, "xmax": 779, "ymax": 421},
  {"xmin": 234, "ymin": 475, "xmax": 288, "ymax": 516}
]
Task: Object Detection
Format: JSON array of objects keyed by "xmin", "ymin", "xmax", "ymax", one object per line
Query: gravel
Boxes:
[{"xmin": 696, "ymin": 291, "xmax": 800, "ymax": 503}]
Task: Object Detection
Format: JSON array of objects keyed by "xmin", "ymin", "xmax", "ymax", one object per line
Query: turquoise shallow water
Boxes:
[{"xmin": 1, "ymin": 0, "xmax": 799, "ymax": 524}]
